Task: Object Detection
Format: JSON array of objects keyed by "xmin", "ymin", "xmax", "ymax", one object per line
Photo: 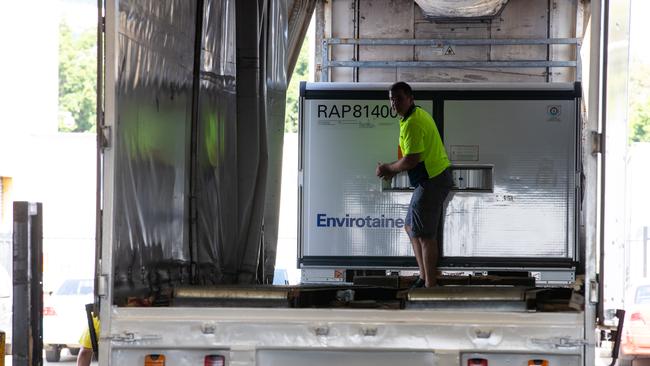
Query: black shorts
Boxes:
[{"xmin": 405, "ymin": 168, "xmax": 452, "ymax": 239}]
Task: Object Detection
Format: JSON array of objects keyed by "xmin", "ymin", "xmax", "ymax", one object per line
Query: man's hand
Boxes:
[
  {"xmin": 376, "ymin": 153, "xmax": 420, "ymax": 180},
  {"xmin": 376, "ymin": 162, "xmax": 395, "ymax": 180}
]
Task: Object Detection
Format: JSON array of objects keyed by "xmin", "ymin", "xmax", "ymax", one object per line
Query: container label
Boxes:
[{"xmin": 450, "ymin": 145, "xmax": 479, "ymax": 161}]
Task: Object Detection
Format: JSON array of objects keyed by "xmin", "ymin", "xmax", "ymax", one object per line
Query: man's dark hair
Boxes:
[{"xmin": 390, "ymin": 81, "xmax": 413, "ymax": 97}]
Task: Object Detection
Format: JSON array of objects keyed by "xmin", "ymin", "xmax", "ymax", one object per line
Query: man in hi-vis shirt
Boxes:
[{"xmin": 376, "ymin": 82, "xmax": 452, "ymax": 288}]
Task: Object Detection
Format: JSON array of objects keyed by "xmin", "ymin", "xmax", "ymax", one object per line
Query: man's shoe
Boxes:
[{"xmin": 409, "ymin": 277, "xmax": 425, "ymax": 290}]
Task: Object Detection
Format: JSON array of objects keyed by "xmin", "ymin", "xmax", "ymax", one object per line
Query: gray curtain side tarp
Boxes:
[
  {"xmin": 195, "ymin": 0, "xmax": 238, "ymax": 284},
  {"xmin": 261, "ymin": 0, "xmax": 289, "ymax": 283},
  {"xmin": 111, "ymin": 0, "xmax": 291, "ymax": 296},
  {"xmin": 113, "ymin": 0, "xmax": 196, "ymax": 297}
]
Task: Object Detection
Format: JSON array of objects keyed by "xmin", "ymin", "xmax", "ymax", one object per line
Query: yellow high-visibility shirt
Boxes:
[
  {"xmin": 79, "ymin": 317, "xmax": 100, "ymax": 349},
  {"xmin": 399, "ymin": 106, "xmax": 450, "ymax": 182}
]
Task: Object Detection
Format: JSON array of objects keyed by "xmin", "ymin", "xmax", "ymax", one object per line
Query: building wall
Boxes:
[
  {"xmin": 0, "ymin": 0, "xmax": 59, "ymax": 136},
  {"xmin": 625, "ymin": 143, "xmax": 650, "ymax": 292},
  {"xmin": 0, "ymin": 7, "xmax": 94, "ymax": 282},
  {"xmin": 0, "ymin": 133, "xmax": 97, "ymax": 291}
]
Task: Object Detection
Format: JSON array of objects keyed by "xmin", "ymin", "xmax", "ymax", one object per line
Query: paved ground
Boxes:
[{"xmin": 4, "ymin": 348, "xmax": 97, "ymax": 365}]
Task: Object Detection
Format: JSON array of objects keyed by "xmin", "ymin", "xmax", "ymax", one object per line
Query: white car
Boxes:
[
  {"xmin": 620, "ymin": 281, "xmax": 650, "ymax": 365},
  {"xmin": 43, "ymin": 278, "xmax": 94, "ymax": 362}
]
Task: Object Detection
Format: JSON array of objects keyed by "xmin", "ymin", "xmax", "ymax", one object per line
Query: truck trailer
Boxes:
[{"xmin": 95, "ymin": 0, "xmax": 630, "ymax": 365}]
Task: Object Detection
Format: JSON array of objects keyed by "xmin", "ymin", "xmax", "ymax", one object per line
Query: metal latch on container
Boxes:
[
  {"xmin": 107, "ymin": 332, "xmax": 162, "ymax": 343},
  {"xmin": 361, "ymin": 327, "xmax": 378, "ymax": 337},
  {"xmin": 591, "ymin": 131, "xmax": 603, "ymax": 155},
  {"xmin": 97, "ymin": 274, "xmax": 108, "ymax": 297},
  {"xmin": 100, "ymin": 125, "xmax": 111, "ymax": 150},
  {"xmin": 530, "ymin": 337, "xmax": 590, "ymax": 348},
  {"xmin": 201, "ymin": 322, "xmax": 217, "ymax": 334},
  {"xmin": 313, "ymin": 326, "xmax": 330, "ymax": 336},
  {"xmin": 590, "ymin": 280, "xmax": 599, "ymax": 304}
]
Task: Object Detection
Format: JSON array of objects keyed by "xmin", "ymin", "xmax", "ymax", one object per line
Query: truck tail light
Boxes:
[
  {"xmin": 468, "ymin": 359, "xmax": 488, "ymax": 366},
  {"xmin": 630, "ymin": 312, "xmax": 645, "ymax": 324},
  {"xmin": 205, "ymin": 355, "xmax": 225, "ymax": 366},
  {"xmin": 144, "ymin": 354, "xmax": 165, "ymax": 366},
  {"xmin": 528, "ymin": 360, "xmax": 549, "ymax": 366},
  {"xmin": 43, "ymin": 306, "xmax": 56, "ymax": 316}
]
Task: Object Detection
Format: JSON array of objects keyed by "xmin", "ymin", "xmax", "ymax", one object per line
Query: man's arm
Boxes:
[
  {"xmin": 376, "ymin": 153, "xmax": 420, "ymax": 179},
  {"xmin": 76, "ymin": 347, "xmax": 93, "ymax": 366}
]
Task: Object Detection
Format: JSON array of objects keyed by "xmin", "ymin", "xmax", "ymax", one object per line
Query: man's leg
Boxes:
[
  {"xmin": 405, "ymin": 225, "xmax": 425, "ymax": 280},
  {"xmin": 420, "ymin": 237, "xmax": 440, "ymax": 287},
  {"xmin": 417, "ymin": 176, "xmax": 451, "ymax": 288}
]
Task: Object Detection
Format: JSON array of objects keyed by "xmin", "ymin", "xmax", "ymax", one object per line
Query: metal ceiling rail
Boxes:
[
  {"xmin": 321, "ymin": 38, "xmax": 581, "ymax": 82},
  {"xmin": 325, "ymin": 38, "xmax": 581, "ymax": 46},
  {"xmin": 327, "ymin": 60, "xmax": 577, "ymax": 68}
]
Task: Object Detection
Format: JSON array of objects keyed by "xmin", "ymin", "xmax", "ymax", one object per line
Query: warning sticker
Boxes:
[
  {"xmin": 445, "ymin": 46, "xmax": 455, "ymax": 56},
  {"xmin": 450, "ymin": 145, "xmax": 479, "ymax": 161}
]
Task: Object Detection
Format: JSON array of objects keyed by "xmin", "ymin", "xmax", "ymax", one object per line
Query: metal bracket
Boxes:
[
  {"xmin": 314, "ymin": 326, "xmax": 330, "ymax": 336},
  {"xmin": 589, "ymin": 279, "xmax": 599, "ymax": 304},
  {"xmin": 530, "ymin": 269, "xmax": 575, "ymax": 286},
  {"xmin": 321, "ymin": 37, "xmax": 581, "ymax": 82},
  {"xmin": 361, "ymin": 327, "xmax": 378, "ymax": 337},
  {"xmin": 530, "ymin": 336, "xmax": 591, "ymax": 348},
  {"xmin": 100, "ymin": 124, "xmax": 111, "ymax": 150},
  {"xmin": 591, "ymin": 131, "xmax": 603, "ymax": 155},
  {"xmin": 201, "ymin": 322, "xmax": 217, "ymax": 335},
  {"xmin": 107, "ymin": 332, "xmax": 162, "ymax": 343},
  {"xmin": 97, "ymin": 274, "xmax": 108, "ymax": 297}
]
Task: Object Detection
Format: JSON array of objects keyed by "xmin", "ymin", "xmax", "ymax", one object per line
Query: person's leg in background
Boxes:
[
  {"xmin": 77, "ymin": 313, "xmax": 99, "ymax": 366},
  {"xmin": 76, "ymin": 347, "xmax": 93, "ymax": 366}
]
